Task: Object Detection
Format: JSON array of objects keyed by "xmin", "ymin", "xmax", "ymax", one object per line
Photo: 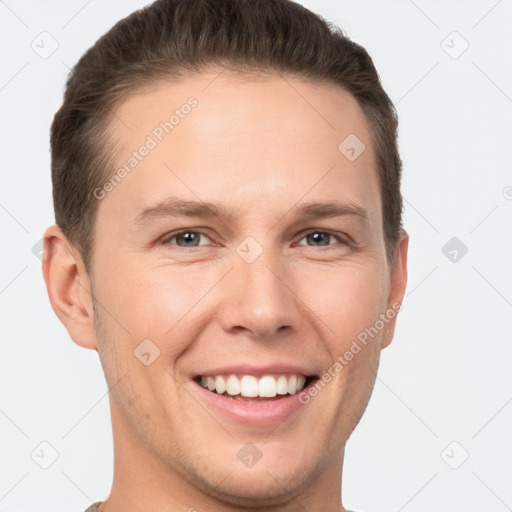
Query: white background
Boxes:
[{"xmin": 0, "ymin": 1, "xmax": 511, "ymax": 511}]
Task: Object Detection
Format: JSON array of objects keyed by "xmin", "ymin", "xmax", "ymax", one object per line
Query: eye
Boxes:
[
  {"xmin": 160, "ymin": 230, "xmax": 211, "ymax": 248},
  {"xmin": 296, "ymin": 230, "xmax": 348, "ymax": 248},
  {"xmin": 159, "ymin": 229, "xmax": 349, "ymax": 250}
]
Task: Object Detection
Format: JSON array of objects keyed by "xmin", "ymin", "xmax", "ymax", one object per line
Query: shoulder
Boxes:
[{"xmin": 83, "ymin": 502, "xmax": 102, "ymax": 512}]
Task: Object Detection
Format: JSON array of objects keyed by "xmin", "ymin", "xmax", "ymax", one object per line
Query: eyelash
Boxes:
[{"xmin": 159, "ymin": 229, "xmax": 350, "ymax": 249}]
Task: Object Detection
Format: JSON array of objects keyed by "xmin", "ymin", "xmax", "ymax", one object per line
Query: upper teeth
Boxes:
[{"xmin": 199, "ymin": 374, "xmax": 307, "ymax": 397}]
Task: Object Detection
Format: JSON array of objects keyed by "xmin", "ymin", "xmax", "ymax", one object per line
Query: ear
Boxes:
[
  {"xmin": 41, "ymin": 224, "xmax": 98, "ymax": 350},
  {"xmin": 381, "ymin": 229, "xmax": 409, "ymax": 349}
]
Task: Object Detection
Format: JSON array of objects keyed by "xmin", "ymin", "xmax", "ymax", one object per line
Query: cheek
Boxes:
[
  {"xmin": 96, "ymin": 255, "xmax": 207, "ymax": 336},
  {"xmin": 95, "ymin": 258, "xmax": 228, "ymax": 378},
  {"xmin": 307, "ymin": 261, "xmax": 389, "ymax": 345},
  {"xmin": 322, "ymin": 265, "xmax": 387, "ymax": 401}
]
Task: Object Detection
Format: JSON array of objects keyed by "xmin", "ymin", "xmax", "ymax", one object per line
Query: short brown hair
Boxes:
[{"xmin": 51, "ymin": 0, "xmax": 403, "ymax": 274}]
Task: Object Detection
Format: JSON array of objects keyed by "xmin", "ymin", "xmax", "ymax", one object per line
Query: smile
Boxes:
[
  {"xmin": 196, "ymin": 373, "xmax": 313, "ymax": 400},
  {"xmin": 191, "ymin": 370, "xmax": 319, "ymax": 425}
]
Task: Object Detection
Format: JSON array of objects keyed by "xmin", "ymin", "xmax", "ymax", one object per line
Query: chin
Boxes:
[
  {"xmin": 182, "ymin": 451, "xmax": 324, "ymax": 508},
  {"xmin": 195, "ymin": 474, "xmax": 305, "ymax": 508}
]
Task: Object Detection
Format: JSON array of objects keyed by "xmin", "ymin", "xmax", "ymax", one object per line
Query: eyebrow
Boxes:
[{"xmin": 132, "ymin": 197, "xmax": 370, "ymax": 227}]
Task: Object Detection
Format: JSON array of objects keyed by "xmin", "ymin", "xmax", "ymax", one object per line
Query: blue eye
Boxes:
[
  {"xmin": 160, "ymin": 229, "xmax": 348, "ymax": 249},
  {"xmin": 297, "ymin": 230, "xmax": 347, "ymax": 248},
  {"xmin": 161, "ymin": 230, "xmax": 210, "ymax": 248}
]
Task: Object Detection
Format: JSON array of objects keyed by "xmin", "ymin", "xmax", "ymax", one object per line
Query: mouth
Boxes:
[
  {"xmin": 193, "ymin": 373, "xmax": 319, "ymax": 402},
  {"xmin": 190, "ymin": 364, "xmax": 321, "ymax": 425}
]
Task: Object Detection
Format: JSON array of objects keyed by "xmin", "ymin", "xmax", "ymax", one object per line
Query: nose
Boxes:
[{"xmin": 217, "ymin": 245, "xmax": 298, "ymax": 339}]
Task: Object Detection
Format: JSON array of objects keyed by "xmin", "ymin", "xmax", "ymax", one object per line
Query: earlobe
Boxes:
[
  {"xmin": 381, "ymin": 229, "xmax": 409, "ymax": 349},
  {"xmin": 41, "ymin": 225, "xmax": 98, "ymax": 350}
]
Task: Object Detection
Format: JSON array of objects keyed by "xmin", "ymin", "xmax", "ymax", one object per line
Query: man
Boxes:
[{"xmin": 42, "ymin": 0, "xmax": 408, "ymax": 510}]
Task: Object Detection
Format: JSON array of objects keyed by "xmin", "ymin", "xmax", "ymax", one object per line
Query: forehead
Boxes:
[
  {"xmin": 111, "ymin": 71, "xmax": 374, "ymax": 154},
  {"xmin": 100, "ymin": 71, "xmax": 381, "ymax": 228}
]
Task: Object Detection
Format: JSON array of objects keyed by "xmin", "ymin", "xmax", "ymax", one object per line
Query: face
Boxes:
[{"xmin": 46, "ymin": 71, "xmax": 408, "ymax": 507}]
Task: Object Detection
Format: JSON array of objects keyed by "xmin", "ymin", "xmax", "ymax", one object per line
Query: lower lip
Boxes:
[{"xmin": 192, "ymin": 381, "xmax": 311, "ymax": 426}]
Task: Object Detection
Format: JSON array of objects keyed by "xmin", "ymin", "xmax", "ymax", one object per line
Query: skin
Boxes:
[{"xmin": 42, "ymin": 71, "xmax": 408, "ymax": 512}]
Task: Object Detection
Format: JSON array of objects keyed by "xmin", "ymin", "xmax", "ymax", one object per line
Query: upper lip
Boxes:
[{"xmin": 192, "ymin": 363, "xmax": 318, "ymax": 378}]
